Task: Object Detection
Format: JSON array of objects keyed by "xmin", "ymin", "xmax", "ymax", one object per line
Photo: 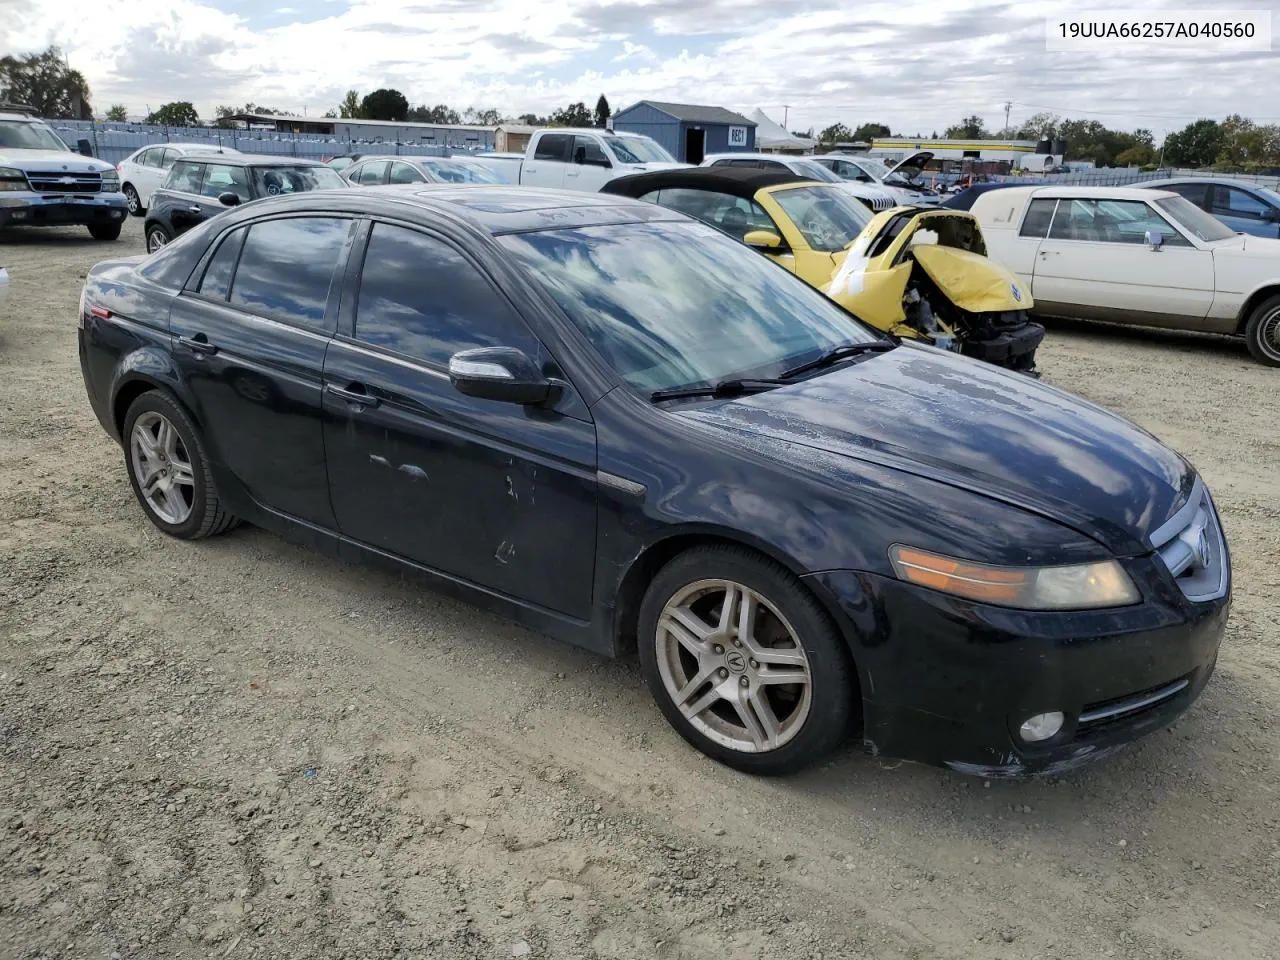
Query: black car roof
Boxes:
[
  {"xmin": 211, "ymin": 185, "xmax": 685, "ymax": 235},
  {"xmin": 602, "ymin": 166, "xmax": 808, "ymax": 200},
  {"xmin": 182, "ymin": 154, "xmax": 328, "ymax": 168}
]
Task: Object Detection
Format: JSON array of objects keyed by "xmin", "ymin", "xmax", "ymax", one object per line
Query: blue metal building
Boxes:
[{"xmin": 611, "ymin": 101, "xmax": 756, "ymax": 164}]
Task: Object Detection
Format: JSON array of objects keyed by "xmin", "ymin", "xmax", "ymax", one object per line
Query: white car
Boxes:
[
  {"xmin": 117, "ymin": 142, "xmax": 240, "ymax": 216},
  {"xmin": 810, "ymin": 151, "xmax": 942, "ymax": 206},
  {"xmin": 469, "ymin": 128, "xmax": 688, "ymax": 192},
  {"xmin": 700, "ymin": 153, "xmax": 897, "ymax": 212},
  {"xmin": 971, "ymin": 185, "xmax": 1280, "ymax": 366}
]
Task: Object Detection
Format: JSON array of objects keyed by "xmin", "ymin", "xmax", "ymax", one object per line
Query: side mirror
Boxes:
[
  {"xmin": 743, "ymin": 230, "xmax": 783, "ymax": 250},
  {"xmin": 218, "ymin": 192, "xmax": 242, "ymax": 207},
  {"xmin": 448, "ymin": 346, "xmax": 552, "ymax": 405},
  {"xmin": 1266, "ymin": 207, "xmax": 1280, "ymax": 222},
  {"xmin": 1145, "ymin": 229, "xmax": 1164, "ymax": 250},
  {"xmin": 76, "ymin": 138, "xmax": 93, "ymax": 157},
  {"xmin": 574, "ymin": 148, "xmax": 611, "ymax": 168}
]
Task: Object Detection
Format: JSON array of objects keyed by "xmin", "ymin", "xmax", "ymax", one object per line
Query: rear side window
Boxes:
[
  {"xmin": 1019, "ymin": 198, "xmax": 1057, "ymax": 238},
  {"xmin": 644, "ymin": 188, "xmax": 777, "ymax": 241},
  {"xmin": 167, "ymin": 161, "xmax": 204, "ymax": 193},
  {"xmin": 229, "ymin": 217, "xmax": 352, "ymax": 332},
  {"xmin": 136, "ymin": 147, "xmax": 159, "ymax": 167},
  {"xmin": 354, "ymin": 161, "xmax": 389, "ymax": 185},
  {"xmin": 197, "ymin": 227, "xmax": 246, "ymax": 300},
  {"xmin": 534, "ymin": 134, "xmax": 571, "ymax": 162},
  {"xmin": 354, "ymin": 223, "xmax": 538, "ymax": 366}
]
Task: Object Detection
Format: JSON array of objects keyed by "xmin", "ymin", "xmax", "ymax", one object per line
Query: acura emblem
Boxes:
[{"xmin": 1195, "ymin": 529, "xmax": 1211, "ymax": 569}]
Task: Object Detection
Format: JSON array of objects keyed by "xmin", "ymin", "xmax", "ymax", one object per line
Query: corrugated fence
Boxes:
[{"xmin": 48, "ymin": 120, "xmax": 481, "ymax": 166}]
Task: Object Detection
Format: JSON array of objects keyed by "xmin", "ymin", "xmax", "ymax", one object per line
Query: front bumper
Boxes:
[
  {"xmin": 0, "ymin": 193, "xmax": 129, "ymax": 228},
  {"xmin": 804, "ymin": 562, "xmax": 1229, "ymax": 778},
  {"xmin": 961, "ymin": 320, "xmax": 1045, "ymax": 372}
]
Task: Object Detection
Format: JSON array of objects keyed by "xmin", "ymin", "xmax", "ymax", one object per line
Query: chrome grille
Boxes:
[
  {"xmin": 1149, "ymin": 478, "xmax": 1228, "ymax": 602},
  {"xmin": 25, "ymin": 170, "xmax": 102, "ymax": 194}
]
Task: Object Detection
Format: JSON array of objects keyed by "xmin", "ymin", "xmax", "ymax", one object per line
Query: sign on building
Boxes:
[{"xmin": 727, "ymin": 125, "xmax": 749, "ymax": 147}]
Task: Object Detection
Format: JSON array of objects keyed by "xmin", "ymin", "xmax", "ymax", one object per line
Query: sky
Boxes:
[{"xmin": 2, "ymin": 0, "xmax": 1278, "ymax": 137}]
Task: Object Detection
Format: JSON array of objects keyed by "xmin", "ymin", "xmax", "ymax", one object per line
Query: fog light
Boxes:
[{"xmin": 1019, "ymin": 711, "xmax": 1064, "ymax": 742}]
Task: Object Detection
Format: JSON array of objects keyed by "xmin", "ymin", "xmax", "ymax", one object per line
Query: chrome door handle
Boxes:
[
  {"xmin": 326, "ymin": 383, "xmax": 381, "ymax": 408},
  {"xmin": 177, "ymin": 335, "xmax": 218, "ymax": 356}
]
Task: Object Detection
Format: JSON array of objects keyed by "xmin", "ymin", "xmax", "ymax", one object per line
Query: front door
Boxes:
[
  {"xmin": 1208, "ymin": 185, "xmax": 1280, "ymax": 238},
  {"xmin": 168, "ymin": 214, "xmax": 357, "ymax": 527},
  {"xmin": 195, "ymin": 161, "xmax": 252, "ymax": 220},
  {"xmin": 564, "ymin": 135, "xmax": 613, "ymax": 192},
  {"xmin": 164, "ymin": 160, "xmax": 208, "ymax": 236},
  {"xmin": 322, "ymin": 219, "xmax": 597, "ymax": 618},
  {"xmin": 1031, "ymin": 197, "xmax": 1215, "ymax": 326}
]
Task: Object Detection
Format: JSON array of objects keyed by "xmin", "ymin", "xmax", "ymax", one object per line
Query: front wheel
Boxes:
[
  {"xmin": 1244, "ymin": 295, "xmax": 1280, "ymax": 367},
  {"xmin": 88, "ymin": 221, "xmax": 122, "ymax": 241},
  {"xmin": 638, "ymin": 546, "xmax": 856, "ymax": 775},
  {"xmin": 145, "ymin": 223, "xmax": 171, "ymax": 254}
]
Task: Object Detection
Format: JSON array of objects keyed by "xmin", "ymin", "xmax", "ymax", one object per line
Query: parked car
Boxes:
[
  {"xmin": 342, "ymin": 155, "xmax": 507, "ymax": 186},
  {"xmin": 469, "ymin": 128, "xmax": 687, "ymax": 191},
  {"xmin": 78, "ymin": 185, "xmax": 1227, "ymax": 777},
  {"xmin": 603, "ymin": 167, "xmax": 1042, "ymax": 372},
  {"xmin": 143, "ymin": 155, "xmax": 346, "ymax": 253},
  {"xmin": 117, "ymin": 142, "xmax": 241, "ymax": 216},
  {"xmin": 810, "ymin": 151, "xmax": 943, "ymax": 206},
  {"xmin": 971, "ymin": 185, "xmax": 1280, "ymax": 366},
  {"xmin": 0, "ymin": 107, "xmax": 128, "ymax": 240},
  {"xmin": 326, "ymin": 154, "xmax": 363, "ymax": 173},
  {"xmin": 700, "ymin": 153, "xmax": 897, "ymax": 212},
  {"xmin": 1140, "ymin": 177, "xmax": 1280, "ymax": 238}
]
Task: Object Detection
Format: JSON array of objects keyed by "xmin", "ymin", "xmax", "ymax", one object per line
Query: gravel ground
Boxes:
[{"xmin": 1, "ymin": 218, "xmax": 1278, "ymax": 960}]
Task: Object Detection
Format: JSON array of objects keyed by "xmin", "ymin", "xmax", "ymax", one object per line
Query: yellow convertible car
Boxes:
[{"xmin": 602, "ymin": 167, "xmax": 1044, "ymax": 373}]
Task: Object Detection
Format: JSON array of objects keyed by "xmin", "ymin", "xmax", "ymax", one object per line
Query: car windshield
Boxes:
[
  {"xmin": 1155, "ymin": 195, "xmax": 1237, "ymax": 242},
  {"xmin": 0, "ymin": 119, "xmax": 70, "ymax": 152},
  {"xmin": 252, "ymin": 165, "xmax": 346, "ymax": 196},
  {"xmin": 790, "ymin": 159, "xmax": 843, "ymax": 183},
  {"xmin": 605, "ymin": 136, "xmax": 676, "ymax": 164},
  {"xmin": 421, "ymin": 159, "xmax": 505, "ymax": 183},
  {"xmin": 499, "ymin": 220, "xmax": 875, "ymax": 394},
  {"xmin": 858, "ymin": 158, "xmax": 892, "ymax": 180},
  {"xmin": 771, "ymin": 185, "xmax": 873, "ymax": 252}
]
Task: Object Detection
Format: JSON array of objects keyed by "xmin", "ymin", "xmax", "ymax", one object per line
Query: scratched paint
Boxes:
[
  {"xmin": 398, "ymin": 464, "xmax": 428, "ymax": 481},
  {"xmin": 494, "ymin": 540, "xmax": 516, "ymax": 564},
  {"xmin": 368, "ymin": 454, "xmax": 390, "ymax": 467}
]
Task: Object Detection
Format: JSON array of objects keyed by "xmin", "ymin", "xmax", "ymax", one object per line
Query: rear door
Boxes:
[
  {"xmin": 133, "ymin": 147, "xmax": 166, "ymax": 205},
  {"xmin": 1032, "ymin": 197, "xmax": 1215, "ymax": 325},
  {"xmin": 168, "ymin": 214, "xmax": 358, "ymax": 527},
  {"xmin": 322, "ymin": 219, "xmax": 597, "ymax": 617},
  {"xmin": 522, "ymin": 133, "xmax": 570, "ymax": 187}
]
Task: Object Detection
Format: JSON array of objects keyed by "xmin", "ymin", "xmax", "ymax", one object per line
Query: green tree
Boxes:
[
  {"xmin": 1162, "ymin": 119, "xmax": 1222, "ymax": 168},
  {"xmin": 146, "ymin": 101, "xmax": 199, "ymax": 126},
  {"xmin": 517, "ymin": 112, "xmax": 546, "ymax": 125},
  {"xmin": 549, "ymin": 102, "xmax": 592, "ymax": 127},
  {"xmin": 594, "ymin": 94, "xmax": 610, "ymax": 128},
  {"xmin": 1116, "ymin": 144, "xmax": 1155, "ymax": 166},
  {"xmin": 818, "ymin": 122, "xmax": 852, "ymax": 144},
  {"xmin": 1016, "ymin": 112, "xmax": 1060, "ymax": 139},
  {"xmin": 104, "ymin": 104, "xmax": 128, "ymax": 122},
  {"xmin": 850, "ymin": 122, "xmax": 890, "ymax": 141},
  {"xmin": 0, "ymin": 46, "xmax": 92, "ymax": 118},
  {"xmin": 360, "ymin": 88, "xmax": 408, "ymax": 122},
  {"xmin": 407, "ymin": 104, "xmax": 462, "ymax": 124},
  {"xmin": 338, "ymin": 90, "xmax": 362, "ymax": 119},
  {"xmin": 944, "ymin": 114, "xmax": 989, "ymax": 139},
  {"xmin": 463, "ymin": 107, "xmax": 504, "ymax": 125}
]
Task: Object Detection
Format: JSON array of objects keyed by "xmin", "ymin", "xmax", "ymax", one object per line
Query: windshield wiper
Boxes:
[
  {"xmin": 650, "ymin": 378, "xmax": 789, "ymax": 403},
  {"xmin": 780, "ymin": 340, "xmax": 897, "ymax": 380}
]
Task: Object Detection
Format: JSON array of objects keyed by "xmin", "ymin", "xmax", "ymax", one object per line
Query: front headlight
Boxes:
[
  {"xmin": 100, "ymin": 170, "xmax": 120, "ymax": 193},
  {"xmin": 888, "ymin": 545, "xmax": 1140, "ymax": 610},
  {"xmin": 0, "ymin": 166, "xmax": 27, "ymax": 192}
]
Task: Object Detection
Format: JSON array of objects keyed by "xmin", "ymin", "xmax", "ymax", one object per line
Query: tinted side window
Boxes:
[
  {"xmin": 167, "ymin": 161, "xmax": 204, "ymax": 194},
  {"xmin": 355, "ymin": 161, "xmax": 389, "ymax": 185},
  {"xmin": 200, "ymin": 164, "xmax": 251, "ymax": 201},
  {"xmin": 534, "ymin": 134, "xmax": 571, "ymax": 162},
  {"xmin": 1169, "ymin": 182, "xmax": 1208, "ymax": 207},
  {"xmin": 1215, "ymin": 187, "xmax": 1268, "ymax": 219},
  {"xmin": 1019, "ymin": 198, "xmax": 1057, "ymax": 238},
  {"xmin": 197, "ymin": 227, "xmax": 246, "ymax": 300},
  {"xmin": 354, "ymin": 223, "xmax": 537, "ymax": 366},
  {"xmin": 230, "ymin": 217, "xmax": 352, "ymax": 331},
  {"xmin": 389, "ymin": 162, "xmax": 426, "ymax": 184},
  {"xmin": 650, "ymin": 188, "xmax": 776, "ymax": 241},
  {"xmin": 573, "ymin": 135, "xmax": 608, "ymax": 164}
]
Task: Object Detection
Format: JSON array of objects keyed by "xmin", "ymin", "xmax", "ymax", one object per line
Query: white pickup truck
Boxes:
[
  {"xmin": 971, "ymin": 184, "xmax": 1280, "ymax": 367},
  {"xmin": 472, "ymin": 128, "xmax": 688, "ymax": 191}
]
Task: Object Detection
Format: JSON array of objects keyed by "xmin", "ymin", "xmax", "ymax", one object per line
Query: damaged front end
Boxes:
[{"xmin": 825, "ymin": 209, "xmax": 1044, "ymax": 375}]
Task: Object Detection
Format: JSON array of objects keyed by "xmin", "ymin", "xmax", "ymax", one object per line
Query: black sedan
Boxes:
[
  {"xmin": 78, "ymin": 186, "xmax": 1229, "ymax": 777},
  {"xmin": 142, "ymin": 155, "xmax": 346, "ymax": 253}
]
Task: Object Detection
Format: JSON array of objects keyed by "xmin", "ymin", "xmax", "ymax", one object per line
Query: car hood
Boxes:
[
  {"xmin": 0, "ymin": 148, "xmax": 114, "ymax": 173},
  {"xmin": 1208, "ymin": 232, "xmax": 1280, "ymax": 259},
  {"xmin": 678, "ymin": 343, "xmax": 1191, "ymax": 555},
  {"xmin": 886, "ymin": 151, "xmax": 934, "ymax": 177}
]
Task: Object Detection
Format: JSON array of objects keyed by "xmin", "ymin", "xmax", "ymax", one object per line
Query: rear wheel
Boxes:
[
  {"xmin": 123, "ymin": 184, "xmax": 144, "ymax": 216},
  {"xmin": 122, "ymin": 391, "xmax": 239, "ymax": 539},
  {"xmin": 1244, "ymin": 295, "xmax": 1280, "ymax": 367},
  {"xmin": 88, "ymin": 221, "xmax": 122, "ymax": 241},
  {"xmin": 145, "ymin": 223, "xmax": 171, "ymax": 254},
  {"xmin": 638, "ymin": 546, "xmax": 855, "ymax": 775}
]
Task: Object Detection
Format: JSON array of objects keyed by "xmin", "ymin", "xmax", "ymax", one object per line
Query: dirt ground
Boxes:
[{"xmin": 1, "ymin": 217, "xmax": 1277, "ymax": 960}]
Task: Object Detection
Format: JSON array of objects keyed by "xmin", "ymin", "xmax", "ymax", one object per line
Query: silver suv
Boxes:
[{"xmin": 0, "ymin": 108, "xmax": 129, "ymax": 240}]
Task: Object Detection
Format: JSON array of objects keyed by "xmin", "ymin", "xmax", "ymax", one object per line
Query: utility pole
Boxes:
[
  {"xmin": 782, "ymin": 105, "xmax": 791, "ymax": 128},
  {"xmin": 1003, "ymin": 100, "xmax": 1013, "ymax": 134}
]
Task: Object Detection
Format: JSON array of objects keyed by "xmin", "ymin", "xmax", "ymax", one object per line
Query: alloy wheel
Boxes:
[
  {"xmin": 654, "ymin": 579, "xmax": 812, "ymax": 754},
  {"xmin": 147, "ymin": 229, "xmax": 168, "ymax": 253},
  {"xmin": 129, "ymin": 411, "xmax": 195, "ymax": 525},
  {"xmin": 1258, "ymin": 307, "xmax": 1280, "ymax": 363},
  {"xmin": 124, "ymin": 186, "xmax": 140, "ymax": 215}
]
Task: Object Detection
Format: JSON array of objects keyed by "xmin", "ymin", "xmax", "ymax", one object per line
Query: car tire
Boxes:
[
  {"xmin": 637, "ymin": 545, "xmax": 855, "ymax": 775},
  {"xmin": 145, "ymin": 223, "xmax": 171, "ymax": 254},
  {"xmin": 122, "ymin": 390, "xmax": 239, "ymax": 540},
  {"xmin": 88, "ymin": 222, "xmax": 122, "ymax": 241},
  {"xmin": 123, "ymin": 184, "xmax": 144, "ymax": 216},
  {"xmin": 1243, "ymin": 294, "xmax": 1280, "ymax": 367}
]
